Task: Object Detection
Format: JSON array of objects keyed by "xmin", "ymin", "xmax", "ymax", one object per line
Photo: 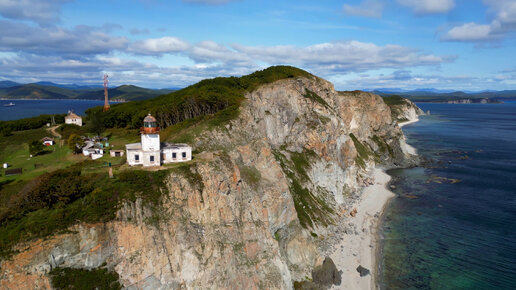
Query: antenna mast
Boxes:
[{"xmin": 103, "ymin": 74, "xmax": 110, "ymax": 111}]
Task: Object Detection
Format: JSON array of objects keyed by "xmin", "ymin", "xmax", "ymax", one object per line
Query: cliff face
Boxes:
[{"xmin": 1, "ymin": 76, "xmax": 420, "ymax": 289}]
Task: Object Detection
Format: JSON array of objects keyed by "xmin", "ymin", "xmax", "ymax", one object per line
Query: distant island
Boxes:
[
  {"xmin": 369, "ymin": 88, "xmax": 515, "ymax": 103},
  {"xmin": 0, "ymin": 81, "xmax": 177, "ymax": 101}
]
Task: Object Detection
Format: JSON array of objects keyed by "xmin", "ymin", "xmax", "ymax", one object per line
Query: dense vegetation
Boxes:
[
  {"xmin": 49, "ymin": 266, "xmax": 121, "ymax": 290},
  {"xmin": 0, "ymin": 114, "xmax": 65, "ymax": 135},
  {"xmin": 0, "ymin": 164, "xmax": 169, "ymax": 258},
  {"xmin": 382, "ymin": 95, "xmax": 407, "ymax": 106},
  {"xmin": 86, "ymin": 66, "xmax": 313, "ymax": 130}
]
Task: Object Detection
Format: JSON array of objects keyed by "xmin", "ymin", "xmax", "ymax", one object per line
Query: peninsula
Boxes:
[{"xmin": 0, "ymin": 66, "xmax": 422, "ymax": 289}]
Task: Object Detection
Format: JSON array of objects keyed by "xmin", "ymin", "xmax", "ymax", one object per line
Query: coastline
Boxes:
[
  {"xmin": 330, "ymin": 118, "xmax": 420, "ymax": 290},
  {"xmin": 330, "ymin": 168, "xmax": 395, "ymax": 290}
]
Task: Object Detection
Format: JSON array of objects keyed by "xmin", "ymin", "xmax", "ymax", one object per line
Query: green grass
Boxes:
[
  {"xmin": 303, "ymin": 89, "xmax": 330, "ymax": 109},
  {"xmin": 349, "ymin": 133, "xmax": 371, "ymax": 169},
  {"xmin": 237, "ymin": 163, "xmax": 261, "ymax": 189},
  {"xmin": 0, "ymin": 128, "xmax": 84, "ymax": 185},
  {"xmin": 382, "ymin": 95, "xmax": 407, "ymax": 106},
  {"xmin": 272, "ymin": 150, "xmax": 333, "ymax": 229},
  {"xmin": 49, "ymin": 266, "xmax": 121, "ymax": 290}
]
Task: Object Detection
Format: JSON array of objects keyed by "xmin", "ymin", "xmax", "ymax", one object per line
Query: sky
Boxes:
[{"xmin": 0, "ymin": 0, "xmax": 515, "ymax": 91}]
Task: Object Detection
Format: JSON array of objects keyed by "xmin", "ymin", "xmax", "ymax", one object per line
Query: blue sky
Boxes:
[{"xmin": 0, "ymin": 0, "xmax": 515, "ymax": 90}]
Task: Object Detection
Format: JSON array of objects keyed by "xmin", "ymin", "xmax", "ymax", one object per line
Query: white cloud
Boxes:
[
  {"xmin": 444, "ymin": 0, "xmax": 516, "ymax": 42},
  {"xmin": 343, "ymin": 0, "xmax": 384, "ymax": 18},
  {"xmin": 0, "ymin": 20, "xmax": 128, "ymax": 56},
  {"xmin": 129, "ymin": 37, "xmax": 190, "ymax": 55},
  {"xmin": 0, "ymin": 0, "xmax": 72, "ymax": 25},
  {"xmin": 397, "ymin": 0, "xmax": 455, "ymax": 14},
  {"xmin": 336, "ymin": 70, "xmax": 503, "ymax": 91},
  {"xmin": 229, "ymin": 41, "xmax": 452, "ymax": 73},
  {"xmin": 444, "ymin": 22, "xmax": 497, "ymax": 41}
]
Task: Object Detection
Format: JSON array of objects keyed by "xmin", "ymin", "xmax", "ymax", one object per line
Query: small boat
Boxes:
[{"xmin": 3, "ymin": 102, "xmax": 15, "ymax": 107}]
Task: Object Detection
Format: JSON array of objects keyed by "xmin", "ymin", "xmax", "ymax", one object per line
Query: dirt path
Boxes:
[
  {"xmin": 46, "ymin": 125, "xmax": 64, "ymax": 146},
  {"xmin": 47, "ymin": 125, "xmax": 62, "ymax": 138}
]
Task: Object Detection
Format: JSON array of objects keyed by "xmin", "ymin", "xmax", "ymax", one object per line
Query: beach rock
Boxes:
[
  {"xmin": 356, "ymin": 265, "xmax": 370, "ymax": 277},
  {"xmin": 311, "ymin": 257, "xmax": 342, "ymax": 288}
]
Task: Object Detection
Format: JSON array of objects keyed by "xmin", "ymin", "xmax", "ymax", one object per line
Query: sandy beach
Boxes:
[
  {"xmin": 330, "ymin": 168, "xmax": 395, "ymax": 290},
  {"xmin": 330, "ymin": 119, "xmax": 420, "ymax": 289}
]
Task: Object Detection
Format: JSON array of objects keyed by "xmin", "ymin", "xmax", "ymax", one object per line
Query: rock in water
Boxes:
[{"xmin": 356, "ymin": 265, "xmax": 370, "ymax": 277}]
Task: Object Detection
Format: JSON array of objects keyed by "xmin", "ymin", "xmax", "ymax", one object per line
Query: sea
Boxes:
[
  {"xmin": 0, "ymin": 99, "xmax": 107, "ymax": 121},
  {"xmin": 381, "ymin": 101, "xmax": 516, "ymax": 289}
]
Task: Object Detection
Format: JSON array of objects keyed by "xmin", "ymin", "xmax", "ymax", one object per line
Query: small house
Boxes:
[
  {"xmin": 65, "ymin": 111, "xmax": 82, "ymax": 126},
  {"xmin": 41, "ymin": 137, "xmax": 54, "ymax": 146},
  {"xmin": 110, "ymin": 150, "xmax": 125, "ymax": 157}
]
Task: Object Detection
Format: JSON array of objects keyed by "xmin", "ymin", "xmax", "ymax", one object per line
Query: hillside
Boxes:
[
  {"xmin": 0, "ymin": 66, "xmax": 422, "ymax": 289},
  {"xmin": 0, "ymin": 83, "xmax": 173, "ymax": 101}
]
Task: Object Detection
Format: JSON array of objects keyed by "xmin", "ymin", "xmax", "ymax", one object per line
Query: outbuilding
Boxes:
[
  {"xmin": 41, "ymin": 137, "xmax": 54, "ymax": 146},
  {"xmin": 65, "ymin": 111, "xmax": 82, "ymax": 126}
]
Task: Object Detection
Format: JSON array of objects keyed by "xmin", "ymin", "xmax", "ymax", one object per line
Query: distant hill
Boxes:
[
  {"xmin": 372, "ymin": 89, "xmax": 516, "ymax": 102},
  {"xmin": 0, "ymin": 81, "xmax": 175, "ymax": 101},
  {"xmin": 0, "ymin": 81, "xmax": 20, "ymax": 88}
]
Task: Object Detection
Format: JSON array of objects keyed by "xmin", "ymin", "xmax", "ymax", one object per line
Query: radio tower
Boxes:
[{"xmin": 103, "ymin": 74, "xmax": 110, "ymax": 111}]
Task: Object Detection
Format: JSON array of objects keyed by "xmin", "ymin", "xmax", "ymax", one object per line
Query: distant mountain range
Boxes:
[
  {"xmin": 367, "ymin": 89, "xmax": 516, "ymax": 102},
  {"xmin": 0, "ymin": 81, "xmax": 175, "ymax": 101}
]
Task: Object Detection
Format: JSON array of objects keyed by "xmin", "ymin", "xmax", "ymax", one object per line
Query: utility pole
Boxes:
[{"xmin": 103, "ymin": 74, "xmax": 110, "ymax": 111}]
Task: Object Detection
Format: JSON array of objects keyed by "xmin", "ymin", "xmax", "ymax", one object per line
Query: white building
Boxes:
[
  {"xmin": 126, "ymin": 114, "xmax": 192, "ymax": 167},
  {"xmin": 65, "ymin": 112, "xmax": 82, "ymax": 126},
  {"xmin": 82, "ymin": 141, "xmax": 104, "ymax": 160}
]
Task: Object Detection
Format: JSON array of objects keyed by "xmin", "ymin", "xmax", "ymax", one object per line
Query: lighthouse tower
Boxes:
[{"xmin": 140, "ymin": 114, "xmax": 161, "ymax": 166}]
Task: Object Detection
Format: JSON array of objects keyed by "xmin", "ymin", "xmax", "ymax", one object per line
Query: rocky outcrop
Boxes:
[{"xmin": 0, "ymin": 75, "xmax": 420, "ymax": 289}]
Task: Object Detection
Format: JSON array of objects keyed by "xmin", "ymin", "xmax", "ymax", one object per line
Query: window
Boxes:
[
  {"xmin": 182, "ymin": 152, "xmax": 186, "ymax": 158},
  {"xmin": 172, "ymin": 152, "xmax": 176, "ymax": 159},
  {"xmin": 150, "ymin": 155, "xmax": 154, "ymax": 162},
  {"xmin": 135, "ymin": 154, "xmax": 139, "ymax": 161}
]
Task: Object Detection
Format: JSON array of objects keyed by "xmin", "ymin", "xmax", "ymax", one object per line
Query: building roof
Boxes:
[
  {"xmin": 143, "ymin": 114, "xmax": 157, "ymax": 123},
  {"xmin": 125, "ymin": 143, "xmax": 142, "ymax": 150},
  {"xmin": 162, "ymin": 143, "xmax": 191, "ymax": 149},
  {"xmin": 65, "ymin": 112, "xmax": 81, "ymax": 119}
]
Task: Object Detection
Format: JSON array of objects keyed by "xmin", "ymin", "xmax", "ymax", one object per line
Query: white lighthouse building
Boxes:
[{"xmin": 125, "ymin": 114, "xmax": 192, "ymax": 167}]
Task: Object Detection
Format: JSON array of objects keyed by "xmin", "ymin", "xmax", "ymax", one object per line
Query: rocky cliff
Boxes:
[{"xmin": 0, "ymin": 74, "xmax": 421, "ymax": 289}]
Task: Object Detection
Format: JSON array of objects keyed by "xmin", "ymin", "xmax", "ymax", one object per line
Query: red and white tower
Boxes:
[{"xmin": 103, "ymin": 74, "xmax": 110, "ymax": 111}]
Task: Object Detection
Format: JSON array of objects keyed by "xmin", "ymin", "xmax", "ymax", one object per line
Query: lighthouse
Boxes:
[
  {"xmin": 125, "ymin": 114, "xmax": 192, "ymax": 167},
  {"xmin": 139, "ymin": 114, "xmax": 161, "ymax": 166}
]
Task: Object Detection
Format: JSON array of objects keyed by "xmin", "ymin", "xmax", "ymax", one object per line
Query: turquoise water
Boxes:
[
  {"xmin": 0, "ymin": 99, "xmax": 107, "ymax": 121},
  {"xmin": 381, "ymin": 102, "xmax": 516, "ymax": 289}
]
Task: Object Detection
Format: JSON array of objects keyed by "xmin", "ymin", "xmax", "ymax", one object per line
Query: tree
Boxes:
[
  {"xmin": 68, "ymin": 134, "xmax": 84, "ymax": 154},
  {"xmin": 89, "ymin": 111, "xmax": 105, "ymax": 136},
  {"xmin": 28, "ymin": 140, "xmax": 45, "ymax": 156}
]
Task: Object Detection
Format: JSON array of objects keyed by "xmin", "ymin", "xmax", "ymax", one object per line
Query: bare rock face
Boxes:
[{"xmin": 0, "ymin": 76, "xmax": 418, "ymax": 289}]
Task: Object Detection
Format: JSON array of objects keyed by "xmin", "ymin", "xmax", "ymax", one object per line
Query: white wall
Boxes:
[
  {"xmin": 65, "ymin": 118, "xmax": 82, "ymax": 126},
  {"xmin": 141, "ymin": 134, "xmax": 160, "ymax": 151},
  {"xmin": 162, "ymin": 147, "xmax": 192, "ymax": 164}
]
